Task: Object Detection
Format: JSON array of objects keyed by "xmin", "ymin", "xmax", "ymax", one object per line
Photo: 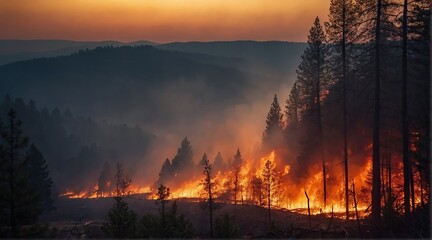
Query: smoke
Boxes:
[{"xmin": 131, "ymin": 73, "xmax": 294, "ymax": 187}]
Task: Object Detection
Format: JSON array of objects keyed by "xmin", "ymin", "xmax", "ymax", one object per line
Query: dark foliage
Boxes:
[
  {"xmin": 0, "ymin": 96, "xmax": 153, "ymax": 192},
  {"xmin": 102, "ymin": 197, "xmax": 138, "ymax": 238}
]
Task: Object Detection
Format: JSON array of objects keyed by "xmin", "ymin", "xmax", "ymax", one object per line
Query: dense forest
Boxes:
[{"xmin": 0, "ymin": 0, "xmax": 430, "ymax": 238}]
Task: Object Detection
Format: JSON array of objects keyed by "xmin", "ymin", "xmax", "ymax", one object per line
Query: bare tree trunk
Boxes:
[
  {"xmin": 388, "ymin": 152, "xmax": 392, "ymax": 202},
  {"xmin": 317, "ymin": 46, "xmax": 326, "ymax": 210},
  {"xmin": 305, "ymin": 191, "xmax": 311, "ymax": 228},
  {"xmin": 372, "ymin": 0, "xmax": 382, "ymax": 237},
  {"xmin": 352, "ymin": 181, "xmax": 361, "ymax": 235},
  {"xmin": 342, "ymin": 0, "xmax": 350, "ymax": 222},
  {"xmin": 410, "ymin": 168, "xmax": 415, "ymax": 212},
  {"xmin": 402, "ymin": 0, "xmax": 411, "ymax": 219}
]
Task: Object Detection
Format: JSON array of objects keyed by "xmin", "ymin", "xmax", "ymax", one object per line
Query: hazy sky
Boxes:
[{"xmin": 0, "ymin": 0, "xmax": 330, "ymax": 43}]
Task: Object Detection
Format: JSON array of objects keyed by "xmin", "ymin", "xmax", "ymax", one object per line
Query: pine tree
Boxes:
[
  {"xmin": 231, "ymin": 148, "xmax": 242, "ymax": 211},
  {"xmin": 171, "ymin": 137, "xmax": 193, "ymax": 177},
  {"xmin": 155, "ymin": 184, "xmax": 170, "ymax": 234},
  {"xmin": 26, "ymin": 144, "xmax": 54, "ymax": 212},
  {"xmin": 326, "ymin": 0, "xmax": 359, "ymax": 220},
  {"xmin": 285, "ymin": 83, "xmax": 300, "ymax": 128},
  {"xmin": 296, "ymin": 17, "xmax": 330, "ymax": 208},
  {"xmin": 103, "ymin": 197, "xmax": 138, "ymax": 238},
  {"xmin": 200, "ymin": 153, "xmax": 214, "ymax": 238},
  {"xmin": 0, "ymin": 109, "xmax": 41, "ymax": 237},
  {"xmin": 213, "ymin": 152, "xmax": 224, "ymax": 173},
  {"xmin": 158, "ymin": 158, "xmax": 172, "ymax": 184},
  {"xmin": 115, "ymin": 162, "xmax": 131, "ymax": 196},
  {"xmin": 263, "ymin": 94, "xmax": 284, "ymax": 150},
  {"xmin": 261, "ymin": 159, "xmax": 283, "ymax": 229}
]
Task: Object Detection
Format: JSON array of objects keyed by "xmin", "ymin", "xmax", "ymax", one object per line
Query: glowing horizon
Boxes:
[{"xmin": 0, "ymin": 0, "xmax": 330, "ymax": 43}]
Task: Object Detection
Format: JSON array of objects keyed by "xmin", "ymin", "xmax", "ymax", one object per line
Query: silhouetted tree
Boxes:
[
  {"xmin": 155, "ymin": 184, "xmax": 170, "ymax": 233},
  {"xmin": 0, "ymin": 109, "xmax": 42, "ymax": 237},
  {"xmin": 103, "ymin": 197, "xmax": 138, "ymax": 238},
  {"xmin": 158, "ymin": 158, "xmax": 172, "ymax": 185},
  {"xmin": 200, "ymin": 153, "xmax": 214, "ymax": 237},
  {"xmin": 285, "ymin": 83, "xmax": 300, "ymax": 129},
  {"xmin": 139, "ymin": 200, "xmax": 194, "ymax": 238},
  {"xmin": 171, "ymin": 137, "xmax": 193, "ymax": 179},
  {"xmin": 296, "ymin": 17, "xmax": 330, "ymax": 208},
  {"xmin": 231, "ymin": 148, "xmax": 243, "ymax": 209},
  {"xmin": 115, "ymin": 162, "xmax": 131, "ymax": 196},
  {"xmin": 251, "ymin": 177, "xmax": 263, "ymax": 205},
  {"xmin": 26, "ymin": 144, "xmax": 54, "ymax": 212},
  {"xmin": 326, "ymin": 0, "xmax": 359, "ymax": 220},
  {"xmin": 263, "ymin": 94, "xmax": 284, "ymax": 150},
  {"xmin": 261, "ymin": 159, "xmax": 282, "ymax": 228}
]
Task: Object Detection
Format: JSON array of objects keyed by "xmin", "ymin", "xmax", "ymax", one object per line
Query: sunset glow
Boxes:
[{"xmin": 0, "ymin": 0, "xmax": 330, "ymax": 42}]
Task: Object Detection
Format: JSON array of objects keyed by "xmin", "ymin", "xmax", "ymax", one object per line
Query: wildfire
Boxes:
[{"xmin": 59, "ymin": 148, "xmax": 406, "ymax": 219}]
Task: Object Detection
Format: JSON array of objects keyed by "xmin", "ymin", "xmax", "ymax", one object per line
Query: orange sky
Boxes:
[{"xmin": 0, "ymin": 0, "xmax": 330, "ymax": 43}]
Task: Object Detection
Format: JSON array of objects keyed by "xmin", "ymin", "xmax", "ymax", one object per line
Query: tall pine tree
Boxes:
[
  {"xmin": 295, "ymin": 17, "xmax": 330, "ymax": 208},
  {"xmin": 0, "ymin": 109, "xmax": 41, "ymax": 237},
  {"xmin": 263, "ymin": 94, "xmax": 283, "ymax": 151},
  {"xmin": 326, "ymin": 0, "xmax": 359, "ymax": 220}
]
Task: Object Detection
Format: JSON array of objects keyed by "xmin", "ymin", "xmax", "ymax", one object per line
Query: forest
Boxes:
[{"xmin": 0, "ymin": 0, "xmax": 430, "ymax": 238}]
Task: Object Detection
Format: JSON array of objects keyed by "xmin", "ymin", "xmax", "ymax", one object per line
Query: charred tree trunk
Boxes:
[
  {"xmin": 342, "ymin": 0, "xmax": 350, "ymax": 221},
  {"xmin": 402, "ymin": 0, "xmax": 411, "ymax": 219},
  {"xmin": 305, "ymin": 191, "xmax": 311, "ymax": 228},
  {"xmin": 388, "ymin": 152, "xmax": 392, "ymax": 204},
  {"xmin": 352, "ymin": 181, "xmax": 361, "ymax": 235},
  {"xmin": 410, "ymin": 166, "xmax": 415, "ymax": 212},
  {"xmin": 372, "ymin": 0, "xmax": 382, "ymax": 236},
  {"xmin": 317, "ymin": 46, "xmax": 327, "ymax": 209}
]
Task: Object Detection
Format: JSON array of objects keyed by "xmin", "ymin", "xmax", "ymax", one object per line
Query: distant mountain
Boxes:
[
  {"xmin": 0, "ymin": 45, "xmax": 252, "ymax": 129},
  {"xmin": 158, "ymin": 41, "xmax": 307, "ymax": 79},
  {"xmin": 0, "ymin": 40, "xmax": 306, "ymax": 86},
  {"xmin": 0, "ymin": 39, "xmax": 157, "ymax": 65}
]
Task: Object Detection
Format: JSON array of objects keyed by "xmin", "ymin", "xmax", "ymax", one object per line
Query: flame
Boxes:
[{"xmin": 59, "ymin": 142, "xmax": 426, "ymax": 218}]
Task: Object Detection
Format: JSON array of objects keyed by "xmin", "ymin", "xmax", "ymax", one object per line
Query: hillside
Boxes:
[
  {"xmin": 159, "ymin": 41, "xmax": 307, "ymax": 79},
  {"xmin": 0, "ymin": 39, "xmax": 156, "ymax": 65},
  {"xmin": 0, "ymin": 45, "xmax": 252, "ymax": 128}
]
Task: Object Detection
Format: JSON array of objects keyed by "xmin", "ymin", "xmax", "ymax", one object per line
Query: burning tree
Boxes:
[
  {"xmin": 156, "ymin": 137, "xmax": 194, "ymax": 186},
  {"xmin": 115, "ymin": 162, "xmax": 131, "ymax": 196},
  {"xmin": 294, "ymin": 16, "xmax": 330, "ymax": 209},
  {"xmin": 200, "ymin": 153, "xmax": 215, "ymax": 238},
  {"xmin": 261, "ymin": 158, "xmax": 283, "ymax": 227},
  {"xmin": 231, "ymin": 148, "xmax": 243, "ymax": 209}
]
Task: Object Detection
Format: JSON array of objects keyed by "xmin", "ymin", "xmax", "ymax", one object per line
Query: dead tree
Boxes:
[
  {"xmin": 305, "ymin": 190, "xmax": 311, "ymax": 228},
  {"xmin": 372, "ymin": 0, "xmax": 383, "ymax": 236}
]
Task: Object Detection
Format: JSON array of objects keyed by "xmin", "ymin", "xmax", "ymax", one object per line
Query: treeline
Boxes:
[
  {"xmin": 277, "ymin": 0, "xmax": 429, "ymax": 238},
  {"xmin": 0, "ymin": 109, "xmax": 54, "ymax": 237},
  {"xmin": 0, "ymin": 96, "xmax": 154, "ymax": 192}
]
